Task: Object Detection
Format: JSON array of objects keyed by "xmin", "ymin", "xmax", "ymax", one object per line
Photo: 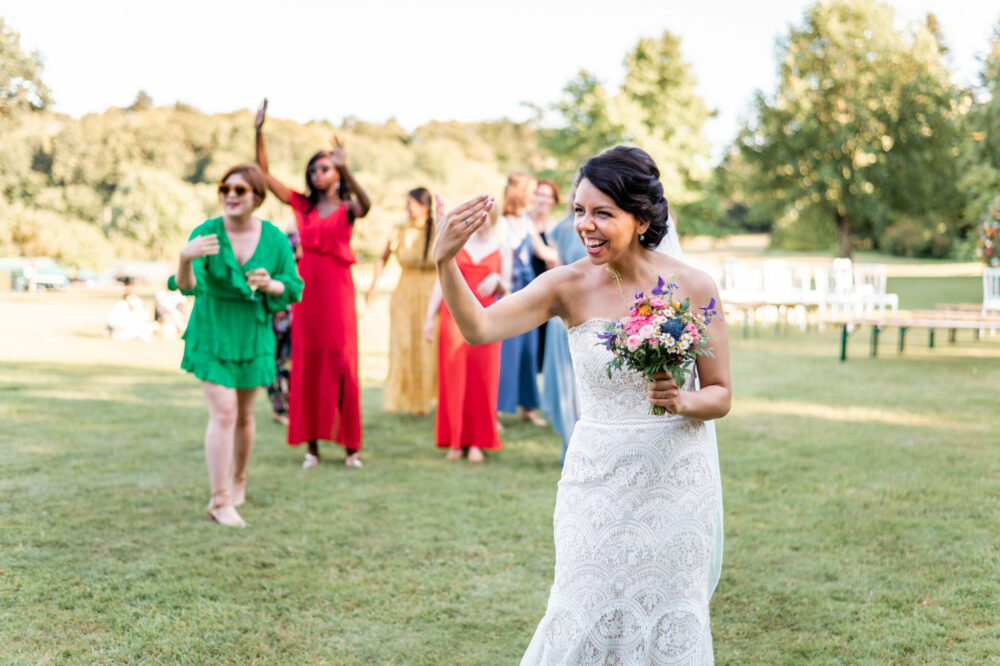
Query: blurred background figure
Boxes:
[
  {"xmin": 528, "ymin": 179, "xmax": 561, "ymax": 371},
  {"xmin": 154, "ymin": 288, "xmax": 188, "ymax": 340},
  {"xmin": 540, "ymin": 180, "xmax": 583, "ymax": 464},
  {"xmin": 496, "ymin": 172, "xmax": 556, "ymax": 426},
  {"xmin": 426, "ymin": 202, "xmax": 510, "ymax": 462},
  {"xmin": 266, "ymin": 228, "xmax": 299, "ymax": 428},
  {"xmin": 366, "ymin": 187, "xmax": 438, "ymax": 416},
  {"xmin": 256, "ymin": 99, "xmax": 372, "ymax": 468},
  {"xmin": 107, "ymin": 287, "xmax": 155, "ymax": 341}
]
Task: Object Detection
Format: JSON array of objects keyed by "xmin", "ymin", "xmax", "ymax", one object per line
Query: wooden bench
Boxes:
[{"xmin": 830, "ymin": 312, "xmax": 1000, "ymax": 361}]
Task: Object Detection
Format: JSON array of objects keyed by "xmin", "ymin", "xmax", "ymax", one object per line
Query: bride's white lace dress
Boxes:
[{"xmin": 521, "ymin": 318, "xmax": 721, "ymax": 665}]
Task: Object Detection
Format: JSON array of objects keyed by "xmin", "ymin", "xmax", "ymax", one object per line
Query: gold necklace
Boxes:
[{"xmin": 605, "ymin": 266, "xmax": 631, "ymax": 312}]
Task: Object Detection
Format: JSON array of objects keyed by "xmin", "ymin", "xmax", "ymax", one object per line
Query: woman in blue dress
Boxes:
[
  {"xmin": 496, "ymin": 172, "xmax": 557, "ymax": 425},
  {"xmin": 540, "ymin": 186, "xmax": 586, "ymax": 463}
]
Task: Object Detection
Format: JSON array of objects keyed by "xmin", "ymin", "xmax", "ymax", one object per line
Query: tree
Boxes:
[
  {"xmin": 960, "ymin": 19, "xmax": 1000, "ymax": 226},
  {"xmin": 542, "ymin": 31, "xmax": 712, "ymax": 207},
  {"xmin": 0, "ymin": 18, "xmax": 51, "ymax": 120},
  {"xmin": 738, "ymin": 0, "xmax": 964, "ymax": 257}
]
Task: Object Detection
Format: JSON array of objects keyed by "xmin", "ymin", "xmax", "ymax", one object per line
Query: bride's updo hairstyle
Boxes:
[{"xmin": 579, "ymin": 146, "xmax": 670, "ymax": 250}]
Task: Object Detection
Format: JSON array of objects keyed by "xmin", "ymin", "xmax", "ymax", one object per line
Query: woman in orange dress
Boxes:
[
  {"xmin": 255, "ymin": 99, "xmax": 371, "ymax": 468},
  {"xmin": 424, "ymin": 201, "xmax": 510, "ymax": 462}
]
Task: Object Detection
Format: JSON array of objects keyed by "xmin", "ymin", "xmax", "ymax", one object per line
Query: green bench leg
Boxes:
[
  {"xmin": 840, "ymin": 324, "xmax": 848, "ymax": 362},
  {"xmin": 928, "ymin": 328, "xmax": 935, "ymax": 348},
  {"xmin": 870, "ymin": 325, "xmax": 881, "ymax": 358},
  {"xmin": 898, "ymin": 327, "xmax": 907, "ymax": 354},
  {"xmin": 949, "ymin": 328, "xmax": 956, "ymax": 344}
]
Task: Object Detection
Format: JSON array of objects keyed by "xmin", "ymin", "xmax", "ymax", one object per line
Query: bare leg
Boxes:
[
  {"xmin": 202, "ymin": 381, "xmax": 246, "ymax": 527},
  {"xmin": 231, "ymin": 387, "xmax": 258, "ymax": 506}
]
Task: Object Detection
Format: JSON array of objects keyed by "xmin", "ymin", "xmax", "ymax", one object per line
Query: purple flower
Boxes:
[
  {"xmin": 651, "ymin": 276, "xmax": 666, "ymax": 296},
  {"xmin": 596, "ymin": 328, "xmax": 617, "ymax": 350},
  {"xmin": 699, "ymin": 297, "xmax": 718, "ymax": 322}
]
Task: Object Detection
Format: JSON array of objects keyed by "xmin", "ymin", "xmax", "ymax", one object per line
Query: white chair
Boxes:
[
  {"xmin": 854, "ymin": 263, "xmax": 899, "ymax": 314},
  {"xmin": 985, "ymin": 268, "xmax": 1000, "ymax": 314}
]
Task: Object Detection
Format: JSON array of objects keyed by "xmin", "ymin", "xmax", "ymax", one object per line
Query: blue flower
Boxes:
[{"xmin": 660, "ymin": 318, "xmax": 685, "ymax": 340}]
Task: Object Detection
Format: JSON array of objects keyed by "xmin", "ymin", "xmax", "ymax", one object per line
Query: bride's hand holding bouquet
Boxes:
[{"xmin": 597, "ymin": 275, "xmax": 720, "ymax": 416}]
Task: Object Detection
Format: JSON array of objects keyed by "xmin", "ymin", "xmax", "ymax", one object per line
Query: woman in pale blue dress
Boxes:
[{"xmin": 540, "ymin": 210, "xmax": 586, "ymax": 464}]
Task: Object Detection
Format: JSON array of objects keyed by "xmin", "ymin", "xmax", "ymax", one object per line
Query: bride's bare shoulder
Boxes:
[{"xmin": 677, "ymin": 263, "xmax": 721, "ymax": 300}]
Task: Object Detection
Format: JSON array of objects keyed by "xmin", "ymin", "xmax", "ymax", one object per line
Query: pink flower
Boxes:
[
  {"xmin": 649, "ymin": 297, "xmax": 666, "ymax": 309},
  {"xmin": 624, "ymin": 315, "xmax": 652, "ymax": 335},
  {"xmin": 626, "ymin": 335, "xmax": 642, "ymax": 352},
  {"xmin": 685, "ymin": 322, "xmax": 700, "ymax": 341},
  {"xmin": 649, "ymin": 337, "xmax": 659, "ymax": 348},
  {"xmin": 638, "ymin": 324, "xmax": 655, "ymax": 340}
]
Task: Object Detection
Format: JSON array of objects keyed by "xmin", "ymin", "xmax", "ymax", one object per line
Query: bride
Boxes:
[{"xmin": 433, "ymin": 146, "xmax": 730, "ymax": 664}]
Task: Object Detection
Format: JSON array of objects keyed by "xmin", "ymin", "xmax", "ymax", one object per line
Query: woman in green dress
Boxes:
[{"xmin": 169, "ymin": 164, "xmax": 303, "ymax": 527}]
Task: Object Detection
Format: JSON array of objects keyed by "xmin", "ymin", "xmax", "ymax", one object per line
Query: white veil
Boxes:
[{"xmin": 657, "ymin": 214, "xmax": 724, "ymax": 599}]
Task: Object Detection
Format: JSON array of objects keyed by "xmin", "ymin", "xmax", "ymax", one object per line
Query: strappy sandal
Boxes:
[
  {"xmin": 344, "ymin": 453, "xmax": 363, "ymax": 468},
  {"xmin": 302, "ymin": 453, "xmax": 320, "ymax": 469}
]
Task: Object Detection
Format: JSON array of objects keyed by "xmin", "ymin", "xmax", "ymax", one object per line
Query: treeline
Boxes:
[{"xmin": 2, "ymin": 0, "xmax": 1000, "ymax": 269}]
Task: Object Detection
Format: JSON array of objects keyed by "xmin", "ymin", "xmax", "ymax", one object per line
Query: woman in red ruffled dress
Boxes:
[
  {"xmin": 255, "ymin": 99, "xmax": 371, "ymax": 468},
  {"xmin": 424, "ymin": 201, "xmax": 510, "ymax": 462}
]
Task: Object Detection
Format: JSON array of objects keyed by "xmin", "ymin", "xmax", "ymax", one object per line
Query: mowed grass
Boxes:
[{"xmin": 2, "ymin": 277, "xmax": 999, "ymax": 664}]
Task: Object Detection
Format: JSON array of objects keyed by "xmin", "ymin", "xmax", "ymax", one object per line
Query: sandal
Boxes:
[
  {"xmin": 345, "ymin": 453, "xmax": 363, "ymax": 468},
  {"xmin": 302, "ymin": 453, "xmax": 320, "ymax": 469}
]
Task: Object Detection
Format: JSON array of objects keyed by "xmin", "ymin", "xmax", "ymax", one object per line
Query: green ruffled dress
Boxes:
[{"xmin": 168, "ymin": 217, "xmax": 303, "ymax": 389}]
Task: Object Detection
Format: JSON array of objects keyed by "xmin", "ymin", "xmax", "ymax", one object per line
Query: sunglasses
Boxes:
[{"xmin": 218, "ymin": 184, "xmax": 254, "ymax": 197}]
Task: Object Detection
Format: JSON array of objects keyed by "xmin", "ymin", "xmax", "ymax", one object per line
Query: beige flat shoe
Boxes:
[
  {"xmin": 230, "ymin": 477, "xmax": 247, "ymax": 507},
  {"xmin": 302, "ymin": 453, "xmax": 320, "ymax": 469},
  {"xmin": 345, "ymin": 453, "xmax": 363, "ymax": 468},
  {"xmin": 445, "ymin": 449, "xmax": 463, "ymax": 460},
  {"xmin": 467, "ymin": 447, "xmax": 484, "ymax": 463},
  {"xmin": 206, "ymin": 494, "xmax": 247, "ymax": 527}
]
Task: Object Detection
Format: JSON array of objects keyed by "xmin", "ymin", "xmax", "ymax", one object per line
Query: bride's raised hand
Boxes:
[
  {"xmin": 432, "ymin": 193, "xmax": 494, "ymax": 264},
  {"xmin": 254, "ymin": 98, "xmax": 268, "ymax": 131}
]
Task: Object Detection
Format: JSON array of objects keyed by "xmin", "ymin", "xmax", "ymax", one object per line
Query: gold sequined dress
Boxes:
[{"xmin": 383, "ymin": 223, "xmax": 438, "ymax": 413}]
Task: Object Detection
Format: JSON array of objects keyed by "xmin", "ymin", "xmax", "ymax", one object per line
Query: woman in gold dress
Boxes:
[{"xmin": 366, "ymin": 187, "xmax": 438, "ymax": 415}]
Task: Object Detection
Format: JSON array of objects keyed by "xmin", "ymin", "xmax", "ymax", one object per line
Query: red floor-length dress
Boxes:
[
  {"xmin": 287, "ymin": 192, "xmax": 362, "ymax": 450},
  {"xmin": 435, "ymin": 247, "xmax": 503, "ymax": 451}
]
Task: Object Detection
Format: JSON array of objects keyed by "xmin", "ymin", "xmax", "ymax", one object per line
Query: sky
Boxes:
[{"xmin": 4, "ymin": 0, "xmax": 998, "ymax": 162}]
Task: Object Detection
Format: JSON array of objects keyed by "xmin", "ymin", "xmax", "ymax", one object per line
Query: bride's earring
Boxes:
[{"xmin": 639, "ymin": 233, "xmax": 645, "ymax": 242}]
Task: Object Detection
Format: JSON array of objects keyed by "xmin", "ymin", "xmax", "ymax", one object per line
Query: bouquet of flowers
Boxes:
[
  {"xmin": 597, "ymin": 275, "xmax": 720, "ymax": 415},
  {"xmin": 976, "ymin": 196, "xmax": 1000, "ymax": 268}
]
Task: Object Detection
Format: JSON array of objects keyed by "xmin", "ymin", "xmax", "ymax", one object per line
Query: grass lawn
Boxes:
[{"xmin": 2, "ymin": 277, "xmax": 999, "ymax": 664}]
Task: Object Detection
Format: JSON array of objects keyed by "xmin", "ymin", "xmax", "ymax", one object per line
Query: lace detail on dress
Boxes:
[{"xmin": 521, "ymin": 318, "xmax": 719, "ymax": 666}]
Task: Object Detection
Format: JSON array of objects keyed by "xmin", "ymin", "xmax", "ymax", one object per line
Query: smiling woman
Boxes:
[
  {"xmin": 168, "ymin": 163, "xmax": 303, "ymax": 527},
  {"xmin": 432, "ymin": 146, "xmax": 731, "ymax": 664},
  {"xmin": 255, "ymin": 99, "xmax": 373, "ymax": 469}
]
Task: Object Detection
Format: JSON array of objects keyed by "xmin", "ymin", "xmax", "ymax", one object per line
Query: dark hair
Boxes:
[
  {"xmin": 305, "ymin": 151, "xmax": 352, "ymax": 209},
  {"xmin": 219, "ymin": 163, "xmax": 267, "ymax": 207},
  {"xmin": 579, "ymin": 146, "xmax": 670, "ymax": 250},
  {"xmin": 408, "ymin": 186, "xmax": 434, "ymax": 262}
]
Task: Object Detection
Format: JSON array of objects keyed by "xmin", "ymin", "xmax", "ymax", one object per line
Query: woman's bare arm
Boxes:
[{"xmin": 254, "ymin": 103, "xmax": 292, "ymax": 205}]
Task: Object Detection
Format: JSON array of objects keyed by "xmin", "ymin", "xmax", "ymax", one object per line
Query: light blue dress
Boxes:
[
  {"xmin": 540, "ymin": 214, "xmax": 586, "ymax": 463},
  {"xmin": 497, "ymin": 229, "xmax": 541, "ymax": 413}
]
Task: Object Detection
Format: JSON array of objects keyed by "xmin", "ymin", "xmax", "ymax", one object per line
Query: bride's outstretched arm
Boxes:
[{"xmin": 434, "ymin": 194, "xmax": 562, "ymax": 346}]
